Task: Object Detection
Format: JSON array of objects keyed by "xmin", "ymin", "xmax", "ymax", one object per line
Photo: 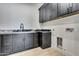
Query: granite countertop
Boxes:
[
  {"xmin": 0, "ymin": 29, "xmax": 51, "ymax": 34},
  {"xmin": 0, "ymin": 30, "xmax": 37, "ymax": 34}
]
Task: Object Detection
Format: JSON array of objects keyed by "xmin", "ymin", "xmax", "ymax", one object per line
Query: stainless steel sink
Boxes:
[{"xmin": 12, "ymin": 29, "xmax": 32, "ymax": 32}]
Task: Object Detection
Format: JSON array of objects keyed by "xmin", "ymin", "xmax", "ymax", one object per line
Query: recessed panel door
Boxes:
[
  {"xmin": 13, "ymin": 34, "xmax": 25, "ymax": 53},
  {"xmin": 1, "ymin": 34, "xmax": 13, "ymax": 55},
  {"xmin": 24, "ymin": 33, "xmax": 34, "ymax": 50},
  {"xmin": 58, "ymin": 3, "xmax": 68, "ymax": 16},
  {"xmin": 72, "ymin": 3, "xmax": 79, "ymax": 12}
]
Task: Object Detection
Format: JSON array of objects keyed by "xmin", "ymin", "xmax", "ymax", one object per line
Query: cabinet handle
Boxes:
[
  {"xmin": 67, "ymin": 8, "xmax": 69, "ymax": 14},
  {"xmin": 23, "ymin": 38, "xmax": 25, "ymax": 41}
]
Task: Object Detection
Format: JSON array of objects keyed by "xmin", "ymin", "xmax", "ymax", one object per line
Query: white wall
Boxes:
[
  {"xmin": 40, "ymin": 14, "xmax": 79, "ymax": 56},
  {"xmin": 0, "ymin": 3, "xmax": 41, "ymax": 30}
]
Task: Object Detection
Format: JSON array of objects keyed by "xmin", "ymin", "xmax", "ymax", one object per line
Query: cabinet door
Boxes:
[
  {"xmin": 72, "ymin": 3, "xmax": 79, "ymax": 12},
  {"xmin": 24, "ymin": 33, "xmax": 34, "ymax": 50},
  {"xmin": 42, "ymin": 7, "xmax": 46, "ymax": 22},
  {"xmin": 39, "ymin": 3, "xmax": 57, "ymax": 23},
  {"xmin": 39, "ymin": 4, "xmax": 50, "ymax": 23},
  {"xmin": 33, "ymin": 33, "xmax": 39, "ymax": 48},
  {"xmin": 50, "ymin": 3, "xmax": 57, "ymax": 20},
  {"xmin": 67, "ymin": 3, "xmax": 73, "ymax": 13},
  {"xmin": 77, "ymin": 3, "xmax": 79, "ymax": 11},
  {"xmin": 0, "ymin": 35, "xmax": 1, "ymax": 53},
  {"xmin": 13, "ymin": 34, "xmax": 25, "ymax": 53},
  {"xmin": 41, "ymin": 32, "xmax": 51, "ymax": 49},
  {"xmin": 39, "ymin": 7, "xmax": 46, "ymax": 23},
  {"xmin": 58, "ymin": 3, "xmax": 68, "ymax": 16},
  {"xmin": 44, "ymin": 4, "xmax": 51, "ymax": 22},
  {"xmin": 1, "ymin": 34, "xmax": 13, "ymax": 55},
  {"xmin": 39, "ymin": 8, "xmax": 43, "ymax": 23}
]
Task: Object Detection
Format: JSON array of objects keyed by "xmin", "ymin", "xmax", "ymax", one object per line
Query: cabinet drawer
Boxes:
[
  {"xmin": 13, "ymin": 34, "xmax": 24, "ymax": 38},
  {"xmin": 2, "ymin": 34, "xmax": 12, "ymax": 39},
  {"xmin": 2, "ymin": 45, "xmax": 12, "ymax": 54},
  {"xmin": 25, "ymin": 33, "xmax": 34, "ymax": 37},
  {"xmin": 2, "ymin": 39, "xmax": 12, "ymax": 44},
  {"xmin": 1, "ymin": 40, "xmax": 12, "ymax": 47}
]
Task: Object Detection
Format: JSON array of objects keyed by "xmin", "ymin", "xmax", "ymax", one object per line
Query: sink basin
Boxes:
[{"xmin": 12, "ymin": 29, "xmax": 32, "ymax": 32}]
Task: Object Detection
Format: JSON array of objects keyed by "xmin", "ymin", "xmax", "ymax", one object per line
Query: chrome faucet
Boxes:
[{"xmin": 20, "ymin": 23, "xmax": 24, "ymax": 30}]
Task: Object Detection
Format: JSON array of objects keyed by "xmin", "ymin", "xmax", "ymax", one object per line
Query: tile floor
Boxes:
[{"xmin": 9, "ymin": 47, "xmax": 64, "ymax": 56}]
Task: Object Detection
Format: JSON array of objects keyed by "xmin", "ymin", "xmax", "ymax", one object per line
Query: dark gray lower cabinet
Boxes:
[
  {"xmin": 0, "ymin": 31, "xmax": 51, "ymax": 55},
  {"xmin": 0, "ymin": 36, "xmax": 1, "ymax": 53},
  {"xmin": 12, "ymin": 34, "xmax": 25, "ymax": 53},
  {"xmin": 1, "ymin": 34, "xmax": 13, "ymax": 55},
  {"xmin": 24, "ymin": 33, "xmax": 34, "ymax": 50},
  {"xmin": 0, "ymin": 32, "xmax": 39, "ymax": 55},
  {"xmin": 40, "ymin": 32, "xmax": 51, "ymax": 49},
  {"xmin": 33, "ymin": 33, "xmax": 39, "ymax": 48}
]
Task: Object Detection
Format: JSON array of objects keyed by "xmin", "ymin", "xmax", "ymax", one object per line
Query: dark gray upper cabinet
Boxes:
[
  {"xmin": 44, "ymin": 3, "xmax": 57, "ymax": 21},
  {"xmin": 50, "ymin": 3, "xmax": 57, "ymax": 20},
  {"xmin": 39, "ymin": 8, "xmax": 43, "ymax": 23},
  {"xmin": 24, "ymin": 33, "xmax": 34, "ymax": 50},
  {"xmin": 1, "ymin": 34, "xmax": 13, "ymax": 55},
  {"xmin": 44, "ymin": 4, "xmax": 51, "ymax": 22},
  {"xmin": 68, "ymin": 3, "xmax": 73, "ymax": 13},
  {"xmin": 39, "ymin": 7, "xmax": 45, "ymax": 23},
  {"xmin": 39, "ymin": 3, "xmax": 79, "ymax": 23},
  {"xmin": 39, "ymin": 3, "xmax": 57, "ymax": 23},
  {"xmin": 58, "ymin": 3, "xmax": 79, "ymax": 15},
  {"xmin": 12, "ymin": 34, "xmax": 25, "ymax": 53},
  {"xmin": 39, "ymin": 3, "xmax": 47, "ymax": 23},
  {"xmin": 42, "ymin": 7, "xmax": 46, "ymax": 22},
  {"xmin": 72, "ymin": 3, "xmax": 79, "ymax": 12},
  {"xmin": 58, "ymin": 3, "xmax": 69, "ymax": 16}
]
